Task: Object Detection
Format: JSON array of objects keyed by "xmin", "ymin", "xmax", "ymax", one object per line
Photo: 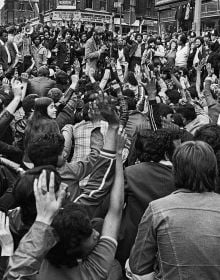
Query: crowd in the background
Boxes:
[{"xmin": 0, "ymin": 21, "xmax": 220, "ymax": 279}]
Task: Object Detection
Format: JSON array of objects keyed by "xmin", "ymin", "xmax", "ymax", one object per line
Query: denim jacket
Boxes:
[{"xmin": 129, "ymin": 190, "xmax": 220, "ymax": 280}]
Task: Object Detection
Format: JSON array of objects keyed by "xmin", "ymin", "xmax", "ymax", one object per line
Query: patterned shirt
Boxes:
[{"xmin": 62, "ymin": 120, "xmax": 108, "ymax": 187}]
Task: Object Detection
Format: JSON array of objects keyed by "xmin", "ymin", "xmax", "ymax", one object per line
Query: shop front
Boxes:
[{"xmin": 43, "ymin": 9, "xmax": 112, "ymax": 29}]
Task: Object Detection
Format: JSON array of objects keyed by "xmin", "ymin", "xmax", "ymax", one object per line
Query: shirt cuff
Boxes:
[
  {"xmin": 100, "ymin": 149, "xmax": 116, "ymax": 159},
  {"xmin": 100, "ymin": 236, "xmax": 118, "ymax": 247}
]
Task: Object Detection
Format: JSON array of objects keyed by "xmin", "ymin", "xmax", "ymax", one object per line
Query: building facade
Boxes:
[
  {"xmin": 36, "ymin": 0, "xmax": 114, "ymax": 29},
  {"xmin": 156, "ymin": 0, "xmax": 220, "ymax": 34},
  {"xmin": 1, "ymin": 0, "xmax": 35, "ymax": 25},
  {"xmin": 113, "ymin": 0, "xmax": 158, "ymax": 34}
]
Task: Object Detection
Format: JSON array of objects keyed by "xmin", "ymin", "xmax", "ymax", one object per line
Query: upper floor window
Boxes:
[
  {"xmin": 86, "ymin": 0, "xmax": 93, "ymax": 8},
  {"xmin": 99, "ymin": 0, "xmax": 107, "ymax": 10}
]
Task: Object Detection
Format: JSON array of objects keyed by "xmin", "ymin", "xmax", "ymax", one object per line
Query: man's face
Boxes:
[
  {"xmin": 189, "ymin": 37, "xmax": 195, "ymax": 44},
  {"xmin": 163, "ymin": 113, "xmax": 173, "ymax": 124},
  {"xmin": 136, "ymin": 35, "xmax": 142, "ymax": 43},
  {"xmin": 1, "ymin": 32, "xmax": 8, "ymax": 43},
  {"xmin": 149, "ymin": 42, "xmax": 155, "ymax": 48},
  {"xmin": 211, "ymin": 35, "xmax": 217, "ymax": 42},
  {"xmin": 44, "ymin": 32, "xmax": 50, "ymax": 39},
  {"xmin": 195, "ymin": 39, "xmax": 201, "ymax": 48},
  {"xmin": 65, "ymin": 32, "xmax": 71, "ymax": 40},
  {"xmin": 34, "ymin": 37, "xmax": 40, "ymax": 46},
  {"xmin": 81, "ymin": 34, "xmax": 87, "ymax": 42}
]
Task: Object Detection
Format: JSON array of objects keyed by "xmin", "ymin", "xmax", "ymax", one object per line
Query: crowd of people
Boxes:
[{"xmin": 0, "ymin": 21, "xmax": 219, "ymax": 279}]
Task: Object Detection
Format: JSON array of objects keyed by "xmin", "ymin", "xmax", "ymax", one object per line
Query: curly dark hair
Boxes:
[
  {"xmin": 135, "ymin": 129, "xmax": 173, "ymax": 162},
  {"xmin": 194, "ymin": 124, "xmax": 220, "ymax": 153},
  {"xmin": 28, "ymin": 132, "xmax": 64, "ymax": 166},
  {"xmin": 194, "ymin": 124, "xmax": 220, "ymax": 187},
  {"xmin": 46, "ymin": 203, "xmax": 93, "ymax": 268}
]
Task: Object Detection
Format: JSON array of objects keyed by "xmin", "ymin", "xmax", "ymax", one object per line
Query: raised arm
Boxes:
[
  {"xmin": 4, "ymin": 171, "xmax": 66, "ymax": 280},
  {"xmin": 101, "ymin": 130, "xmax": 125, "ymax": 240}
]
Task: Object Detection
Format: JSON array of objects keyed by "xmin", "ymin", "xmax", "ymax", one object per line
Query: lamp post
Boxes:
[{"xmin": 193, "ymin": 0, "xmax": 202, "ymax": 35}]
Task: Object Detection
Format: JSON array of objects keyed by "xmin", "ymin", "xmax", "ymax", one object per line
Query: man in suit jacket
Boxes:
[
  {"xmin": 128, "ymin": 33, "xmax": 146, "ymax": 71},
  {"xmin": 0, "ymin": 28, "xmax": 11, "ymax": 72},
  {"xmin": 85, "ymin": 27, "xmax": 107, "ymax": 75}
]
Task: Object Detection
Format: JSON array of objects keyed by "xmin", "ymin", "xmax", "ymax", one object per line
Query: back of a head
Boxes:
[
  {"xmin": 46, "ymin": 203, "xmax": 93, "ymax": 268},
  {"xmin": 34, "ymin": 97, "xmax": 53, "ymax": 118},
  {"xmin": 22, "ymin": 94, "xmax": 38, "ymax": 116},
  {"xmin": 25, "ymin": 118, "xmax": 60, "ymax": 151},
  {"xmin": 166, "ymin": 89, "xmax": 181, "ymax": 105},
  {"xmin": 135, "ymin": 129, "xmax": 173, "ymax": 163},
  {"xmin": 158, "ymin": 103, "xmax": 174, "ymax": 118},
  {"xmin": 194, "ymin": 124, "xmax": 220, "ymax": 153},
  {"xmin": 173, "ymin": 141, "xmax": 217, "ymax": 192},
  {"xmin": 38, "ymin": 66, "xmax": 50, "ymax": 77},
  {"xmin": 56, "ymin": 70, "xmax": 69, "ymax": 86},
  {"xmin": 28, "ymin": 132, "xmax": 64, "ymax": 167},
  {"xmin": 47, "ymin": 88, "xmax": 63, "ymax": 103},
  {"xmin": 176, "ymin": 104, "xmax": 197, "ymax": 122}
]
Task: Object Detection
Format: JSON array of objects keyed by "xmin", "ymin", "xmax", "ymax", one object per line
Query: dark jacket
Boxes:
[
  {"xmin": 7, "ymin": 42, "xmax": 18, "ymax": 66},
  {"xmin": 27, "ymin": 76, "xmax": 56, "ymax": 97},
  {"xmin": 129, "ymin": 41, "xmax": 145, "ymax": 58},
  {"xmin": 0, "ymin": 42, "xmax": 9, "ymax": 71},
  {"xmin": 116, "ymin": 161, "xmax": 175, "ymax": 266},
  {"xmin": 56, "ymin": 41, "xmax": 74, "ymax": 70},
  {"xmin": 207, "ymin": 41, "xmax": 220, "ymax": 76}
]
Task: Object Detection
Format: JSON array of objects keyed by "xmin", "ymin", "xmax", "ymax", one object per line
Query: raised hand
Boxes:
[
  {"xmin": 2, "ymin": 78, "xmax": 10, "ymax": 94},
  {"xmin": 34, "ymin": 170, "xmax": 67, "ymax": 225},
  {"xmin": 11, "ymin": 79, "xmax": 23, "ymax": 100},
  {"xmin": 73, "ymin": 59, "xmax": 81, "ymax": 75},
  {"xmin": 96, "ymin": 93, "xmax": 119, "ymax": 128},
  {"xmin": 0, "ymin": 211, "xmax": 14, "ymax": 256}
]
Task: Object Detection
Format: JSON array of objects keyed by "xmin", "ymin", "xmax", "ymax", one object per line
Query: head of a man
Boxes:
[
  {"xmin": 46, "ymin": 203, "xmax": 100, "ymax": 268},
  {"xmin": 175, "ymin": 104, "xmax": 197, "ymax": 126},
  {"xmin": 0, "ymin": 28, "xmax": 8, "ymax": 43},
  {"xmin": 135, "ymin": 129, "xmax": 174, "ymax": 163},
  {"xmin": 173, "ymin": 141, "xmax": 217, "ymax": 192}
]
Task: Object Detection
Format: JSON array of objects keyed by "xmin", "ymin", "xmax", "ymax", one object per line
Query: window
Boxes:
[
  {"xmin": 100, "ymin": 0, "xmax": 107, "ymax": 10},
  {"xmin": 86, "ymin": 0, "xmax": 93, "ymax": 8}
]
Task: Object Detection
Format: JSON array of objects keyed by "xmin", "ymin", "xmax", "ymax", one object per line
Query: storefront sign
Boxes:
[
  {"xmin": 58, "ymin": 0, "xmax": 75, "ymax": 5},
  {"xmin": 50, "ymin": 11, "xmax": 81, "ymax": 21},
  {"xmin": 45, "ymin": 11, "xmax": 111, "ymax": 24},
  {"xmin": 155, "ymin": 0, "xmax": 178, "ymax": 6},
  {"xmin": 81, "ymin": 13, "xmax": 111, "ymax": 23}
]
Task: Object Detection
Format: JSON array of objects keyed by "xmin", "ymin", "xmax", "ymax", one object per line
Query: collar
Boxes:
[
  {"xmin": 172, "ymin": 188, "xmax": 192, "ymax": 194},
  {"xmin": 0, "ymin": 39, "xmax": 4, "ymax": 46},
  {"xmin": 159, "ymin": 160, "xmax": 172, "ymax": 166}
]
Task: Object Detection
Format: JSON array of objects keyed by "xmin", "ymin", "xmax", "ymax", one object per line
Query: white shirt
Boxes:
[
  {"xmin": 0, "ymin": 39, "xmax": 11, "ymax": 64},
  {"xmin": 175, "ymin": 45, "xmax": 189, "ymax": 67},
  {"xmin": 193, "ymin": 46, "xmax": 202, "ymax": 67}
]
